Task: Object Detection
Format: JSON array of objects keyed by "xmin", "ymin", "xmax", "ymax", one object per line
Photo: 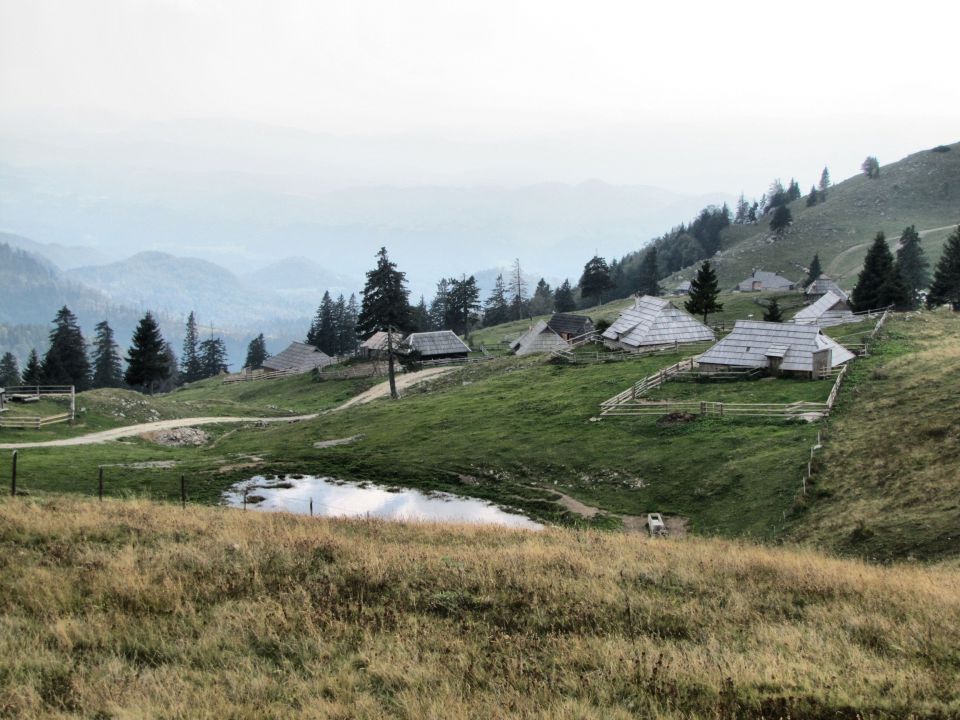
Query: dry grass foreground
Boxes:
[{"xmin": 1, "ymin": 498, "xmax": 958, "ymax": 719}]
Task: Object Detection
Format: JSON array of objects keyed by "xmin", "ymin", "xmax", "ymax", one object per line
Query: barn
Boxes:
[
  {"xmin": 736, "ymin": 270, "xmax": 797, "ymax": 292},
  {"xmin": 404, "ymin": 330, "xmax": 471, "ymax": 361},
  {"xmin": 793, "ymin": 290, "xmax": 855, "ymax": 327},
  {"xmin": 696, "ymin": 320, "xmax": 855, "ymax": 378},
  {"xmin": 261, "ymin": 342, "xmax": 335, "ymax": 374},
  {"xmin": 601, "ymin": 295, "xmax": 714, "ymax": 352},
  {"xmin": 511, "ymin": 313, "xmax": 594, "ymax": 356},
  {"xmin": 359, "ymin": 331, "xmax": 405, "ymax": 359}
]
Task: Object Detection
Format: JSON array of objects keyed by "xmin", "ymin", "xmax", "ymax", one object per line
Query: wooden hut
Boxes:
[
  {"xmin": 736, "ymin": 270, "xmax": 797, "ymax": 292},
  {"xmin": 805, "ymin": 274, "xmax": 849, "ymax": 302},
  {"xmin": 601, "ymin": 296, "xmax": 714, "ymax": 352},
  {"xmin": 261, "ymin": 342, "xmax": 335, "ymax": 374},
  {"xmin": 510, "ymin": 313, "xmax": 594, "ymax": 356},
  {"xmin": 404, "ymin": 331, "xmax": 470, "ymax": 361},
  {"xmin": 671, "ymin": 281, "xmax": 691, "ymax": 296},
  {"xmin": 359, "ymin": 331, "xmax": 405, "ymax": 359},
  {"xmin": 697, "ymin": 320, "xmax": 854, "ymax": 378},
  {"xmin": 793, "ymin": 290, "xmax": 854, "ymax": 327}
]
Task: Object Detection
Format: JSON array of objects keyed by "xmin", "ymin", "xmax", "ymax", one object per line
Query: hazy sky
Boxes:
[{"xmin": 2, "ymin": 0, "xmax": 959, "ymax": 194}]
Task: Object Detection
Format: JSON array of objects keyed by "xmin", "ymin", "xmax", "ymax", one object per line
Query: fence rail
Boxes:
[
  {"xmin": 0, "ymin": 412, "xmax": 72, "ymax": 429},
  {"xmin": 600, "ymin": 400, "xmax": 829, "ymax": 418}
]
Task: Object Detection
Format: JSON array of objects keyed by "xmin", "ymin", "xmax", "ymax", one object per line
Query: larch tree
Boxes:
[
  {"xmin": 42, "ymin": 306, "xmax": 90, "ymax": 390},
  {"xmin": 91, "ymin": 320, "xmax": 124, "ymax": 388},
  {"xmin": 125, "ymin": 312, "xmax": 169, "ymax": 393},
  {"xmin": 684, "ymin": 261, "xmax": 724, "ymax": 324},
  {"xmin": 927, "ymin": 226, "xmax": 960, "ymax": 310}
]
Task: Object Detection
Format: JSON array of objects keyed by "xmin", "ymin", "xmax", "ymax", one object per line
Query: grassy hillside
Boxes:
[
  {"xmin": 669, "ymin": 142, "xmax": 960, "ymax": 290},
  {"xmin": 1, "ymin": 496, "xmax": 958, "ymax": 719},
  {"xmin": 788, "ymin": 310, "xmax": 960, "ymax": 561},
  {"xmin": 467, "ymin": 297, "xmax": 634, "ymax": 347}
]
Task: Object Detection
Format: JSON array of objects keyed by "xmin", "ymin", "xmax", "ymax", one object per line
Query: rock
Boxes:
[{"xmin": 145, "ymin": 427, "xmax": 210, "ymax": 447}]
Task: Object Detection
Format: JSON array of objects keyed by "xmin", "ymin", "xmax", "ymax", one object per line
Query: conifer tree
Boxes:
[
  {"xmin": 579, "ymin": 255, "xmax": 615, "ymax": 307},
  {"xmin": 158, "ymin": 345, "xmax": 180, "ymax": 393},
  {"xmin": 429, "ymin": 278, "xmax": 450, "ymax": 330},
  {"xmin": 819, "ymin": 167, "xmax": 830, "ymax": 200},
  {"xmin": 763, "ymin": 298, "xmax": 784, "ymax": 322},
  {"xmin": 508, "ymin": 259, "xmax": 529, "ymax": 319},
  {"xmin": 553, "ymin": 279, "xmax": 576, "ymax": 313},
  {"xmin": 851, "ymin": 233, "xmax": 895, "ymax": 311},
  {"xmin": 125, "ymin": 312, "xmax": 169, "ymax": 393},
  {"xmin": 636, "ymin": 247, "xmax": 660, "ymax": 296},
  {"xmin": 0, "ymin": 352, "xmax": 21, "ymax": 387},
  {"xmin": 340, "ymin": 294, "xmax": 360, "ymax": 353},
  {"xmin": 91, "ymin": 320, "xmax": 124, "ymax": 388},
  {"xmin": 483, "ymin": 275, "xmax": 511, "ymax": 327},
  {"xmin": 528, "ymin": 278, "xmax": 554, "ymax": 316},
  {"xmin": 806, "ymin": 185, "xmax": 819, "ymax": 207},
  {"xmin": 199, "ymin": 337, "xmax": 229, "ymax": 377},
  {"xmin": 180, "ymin": 312, "xmax": 203, "ymax": 383},
  {"xmin": 734, "ymin": 193, "xmax": 750, "ymax": 224},
  {"xmin": 244, "ymin": 334, "xmax": 268, "ymax": 369},
  {"xmin": 42, "ymin": 306, "xmax": 90, "ymax": 390},
  {"xmin": 927, "ymin": 226, "xmax": 960, "ymax": 310},
  {"xmin": 895, "ymin": 225, "xmax": 930, "ymax": 307},
  {"xmin": 410, "ymin": 296, "xmax": 430, "ymax": 333},
  {"xmin": 769, "ymin": 205, "xmax": 793, "ymax": 234},
  {"xmin": 804, "ymin": 253, "xmax": 822, "ymax": 288},
  {"xmin": 684, "ymin": 261, "xmax": 724, "ymax": 324},
  {"xmin": 22, "ymin": 349, "xmax": 42, "ymax": 385},
  {"xmin": 316, "ymin": 292, "xmax": 337, "ymax": 355},
  {"xmin": 357, "ymin": 247, "xmax": 412, "ymax": 335},
  {"xmin": 862, "ymin": 156, "xmax": 880, "ymax": 178},
  {"xmin": 445, "ymin": 276, "xmax": 481, "ymax": 336},
  {"xmin": 787, "ymin": 179, "xmax": 802, "ymax": 202}
]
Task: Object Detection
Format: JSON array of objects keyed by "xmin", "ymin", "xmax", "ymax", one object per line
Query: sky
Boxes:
[{"xmin": 2, "ymin": 0, "xmax": 959, "ymax": 195}]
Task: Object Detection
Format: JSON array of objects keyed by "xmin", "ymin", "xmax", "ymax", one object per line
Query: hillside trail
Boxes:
[
  {"xmin": 0, "ymin": 367, "xmax": 456, "ymax": 450},
  {"xmin": 826, "ymin": 222, "xmax": 958, "ymax": 276}
]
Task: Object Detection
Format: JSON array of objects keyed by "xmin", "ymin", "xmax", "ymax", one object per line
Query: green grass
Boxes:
[
  {"xmin": 643, "ymin": 376, "xmax": 834, "ymax": 404},
  {"xmin": 467, "ymin": 297, "xmax": 634, "ymax": 347}
]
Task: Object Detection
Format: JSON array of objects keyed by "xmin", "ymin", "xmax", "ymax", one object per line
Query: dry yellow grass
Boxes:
[{"xmin": 1, "ymin": 496, "xmax": 958, "ymax": 718}]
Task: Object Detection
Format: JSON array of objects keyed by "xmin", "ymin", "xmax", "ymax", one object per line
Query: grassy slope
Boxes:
[
  {"xmin": 787, "ymin": 310, "xmax": 960, "ymax": 562},
  {"xmin": 468, "ymin": 297, "xmax": 634, "ymax": 346},
  {"xmin": 1, "ymin": 496, "xmax": 957, "ymax": 719},
  {"xmin": 668, "ymin": 141, "xmax": 960, "ymax": 291}
]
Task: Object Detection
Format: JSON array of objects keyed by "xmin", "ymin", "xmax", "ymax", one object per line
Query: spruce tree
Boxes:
[
  {"xmin": 429, "ymin": 279, "xmax": 450, "ymax": 330},
  {"xmin": 763, "ymin": 298, "xmax": 784, "ymax": 322},
  {"xmin": 684, "ymin": 261, "xmax": 724, "ymax": 324},
  {"xmin": 341, "ymin": 294, "xmax": 360, "ymax": 353},
  {"xmin": 862, "ymin": 156, "xmax": 880, "ymax": 178},
  {"xmin": 357, "ymin": 247, "xmax": 412, "ymax": 335},
  {"xmin": 851, "ymin": 233, "xmax": 895, "ymax": 312},
  {"xmin": 22, "ymin": 349, "xmax": 43, "ymax": 385},
  {"xmin": 125, "ymin": 312, "xmax": 169, "ymax": 393},
  {"xmin": 769, "ymin": 205, "xmax": 793, "ymax": 234},
  {"xmin": 158, "ymin": 345, "xmax": 180, "ymax": 393},
  {"xmin": 42, "ymin": 306, "xmax": 90, "ymax": 390},
  {"xmin": 806, "ymin": 185, "xmax": 819, "ymax": 207},
  {"xmin": 554, "ymin": 279, "xmax": 576, "ymax": 312},
  {"xmin": 244, "ymin": 334, "xmax": 268, "ymax": 369},
  {"xmin": 528, "ymin": 278, "xmax": 554, "ymax": 316},
  {"xmin": 787, "ymin": 179, "xmax": 802, "ymax": 202},
  {"xmin": 410, "ymin": 296, "xmax": 430, "ymax": 333},
  {"xmin": 636, "ymin": 247, "xmax": 660, "ymax": 296},
  {"xmin": 91, "ymin": 320, "xmax": 124, "ymax": 388},
  {"xmin": 445, "ymin": 276, "xmax": 481, "ymax": 336},
  {"xmin": 804, "ymin": 253, "xmax": 823, "ymax": 288},
  {"xmin": 180, "ymin": 312, "xmax": 203, "ymax": 383},
  {"xmin": 0, "ymin": 352, "xmax": 21, "ymax": 387},
  {"xmin": 927, "ymin": 226, "xmax": 960, "ymax": 310},
  {"xmin": 579, "ymin": 255, "xmax": 615, "ymax": 307},
  {"xmin": 734, "ymin": 193, "xmax": 750, "ymax": 224},
  {"xmin": 895, "ymin": 225, "xmax": 930, "ymax": 307},
  {"xmin": 199, "ymin": 337, "xmax": 229, "ymax": 377},
  {"xmin": 316, "ymin": 291, "xmax": 337, "ymax": 355},
  {"xmin": 508, "ymin": 259, "xmax": 528, "ymax": 319},
  {"xmin": 483, "ymin": 275, "xmax": 511, "ymax": 327},
  {"xmin": 819, "ymin": 167, "xmax": 830, "ymax": 200}
]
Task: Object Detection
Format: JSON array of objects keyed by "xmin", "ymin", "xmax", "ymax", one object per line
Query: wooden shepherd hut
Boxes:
[
  {"xmin": 736, "ymin": 270, "xmax": 797, "ymax": 292},
  {"xmin": 804, "ymin": 274, "xmax": 849, "ymax": 302},
  {"xmin": 261, "ymin": 342, "xmax": 335, "ymax": 374},
  {"xmin": 359, "ymin": 331, "xmax": 405, "ymax": 359},
  {"xmin": 510, "ymin": 313, "xmax": 594, "ymax": 356},
  {"xmin": 792, "ymin": 290, "xmax": 855, "ymax": 327},
  {"xmin": 404, "ymin": 331, "xmax": 471, "ymax": 361},
  {"xmin": 696, "ymin": 320, "xmax": 854, "ymax": 378},
  {"xmin": 601, "ymin": 296, "xmax": 714, "ymax": 352}
]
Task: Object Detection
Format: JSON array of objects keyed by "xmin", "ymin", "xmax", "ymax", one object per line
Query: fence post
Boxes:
[
  {"xmin": 699, "ymin": 401, "xmax": 706, "ymax": 416},
  {"xmin": 180, "ymin": 474, "xmax": 186, "ymax": 508},
  {"xmin": 98, "ymin": 466, "xmax": 103, "ymax": 501},
  {"xmin": 310, "ymin": 498, "xmax": 314, "ymax": 516},
  {"xmin": 10, "ymin": 450, "xmax": 17, "ymax": 497}
]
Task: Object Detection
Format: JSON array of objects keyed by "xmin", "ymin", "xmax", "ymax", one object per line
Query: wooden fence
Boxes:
[
  {"xmin": 554, "ymin": 340, "xmax": 713, "ymax": 365},
  {"xmin": 0, "ymin": 385, "xmax": 75, "ymax": 429},
  {"xmin": 222, "ymin": 368, "xmax": 299, "ymax": 384},
  {"xmin": 0, "ymin": 412, "xmax": 72, "ymax": 429},
  {"xmin": 600, "ymin": 399, "xmax": 829, "ymax": 419}
]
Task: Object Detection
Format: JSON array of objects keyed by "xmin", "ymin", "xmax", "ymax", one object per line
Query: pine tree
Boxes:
[
  {"xmin": 763, "ymin": 298, "xmax": 784, "ymax": 322},
  {"xmin": 769, "ymin": 205, "xmax": 793, "ymax": 234},
  {"xmin": 579, "ymin": 255, "xmax": 615, "ymax": 307},
  {"xmin": 42, "ymin": 306, "xmax": 90, "ymax": 390},
  {"xmin": 684, "ymin": 261, "xmax": 724, "ymax": 324},
  {"xmin": 895, "ymin": 225, "xmax": 930, "ymax": 307},
  {"xmin": 357, "ymin": 247, "xmax": 412, "ymax": 335},
  {"xmin": 198, "ymin": 337, "xmax": 229, "ymax": 378},
  {"xmin": 806, "ymin": 185, "xmax": 819, "ymax": 207},
  {"xmin": 91, "ymin": 320, "xmax": 124, "ymax": 388},
  {"xmin": 22, "ymin": 349, "xmax": 42, "ymax": 385},
  {"xmin": 0, "ymin": 352, "xmax": 21, "ymax": 387},
  {"xmin": 180, "ymin": 312, "xmax": 203, "ymax": 383},
  {"xmin": 125, "ymin": 312, "xmax": 169, "ymax": 393},
  {"xmin": 927, "ymin": 226, "xmax": 960, "ymax": 310},
  {"xmin": 244, "ymin": 334, "xmax": 269, "ymax": 369},
  {"xmin": 528, "ymin": 278, "xmax": 554, "ymax": 316},
  {"xmin": 851, "ymin": 233, "xmax": 896, "ymax": 312},
  {"xmin": 554, "ymin": 279, "xmax": 576, "ymax": 313},
  {"xmin": 804, "ymin": 253, "xmax": 823, "ymax": 288},
  {"xmin": 508, "ymin": 259, "xmax": 528, "ymax": 320},
  {"xmin": 636, "ymin": 247, "xmax": 660, "ymax": 296},
  {"xmin": 819, "ymin": 167, "xmax": 830, "ymax": 201},
  {"xmin": 429, "ymin": 278, "xmax": 450, "ymax": 330},
  {"xmin": 483, "ymin": 275, "xmax": 511, "ymax": 327}
]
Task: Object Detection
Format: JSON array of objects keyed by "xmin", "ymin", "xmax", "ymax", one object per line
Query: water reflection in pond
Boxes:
[{"xmin": 223, "ymin": 475, "xmax": 542, "ymax": 530}]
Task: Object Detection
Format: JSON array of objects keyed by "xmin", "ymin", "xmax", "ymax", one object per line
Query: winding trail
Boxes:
[{"xmin": 826, "ymin": 223, "xmax": 958, "ymax": 276}]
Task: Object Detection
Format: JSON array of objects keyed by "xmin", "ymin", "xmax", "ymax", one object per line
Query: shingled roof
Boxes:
[
  {"xmin": 511, "ymin": 320, "xmax": 564, "ymax": 356},
  {"xmin": 805, "ymin": 274, "xmax": 849, "ymax": 301},
  {"xmin": 261, "ymin": 342, "xmax": 335, "ymax": 373},
  {"xmin": 602, "ymin": 296, "xmax": 714, "ymax": 350},
  {"xmin": 737, "ymin": 270, "xmax": 797, "ymax": 292},
  {"xmin": 697, "ymin": 320, "xmax": 854, "ymax": 373},
  {"xmin": 405, "ymin": 330, "xmax": 471, "ymax": 358},
  {"xmin": 793, "ymin": 291, "xmax": 854, "ymax": 327},
  {"xmin": 360, "ymin": 331, "xmax": 405, "ymax": 352},
  {"xmin": 545, "ymin": 313, "xmax": 593, "ymax": 337}
]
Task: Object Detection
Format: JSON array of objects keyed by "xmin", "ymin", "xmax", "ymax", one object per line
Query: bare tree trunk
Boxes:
[{"xmin": 387, "ymin": 327, "xmax": 398, "ymax": 400}]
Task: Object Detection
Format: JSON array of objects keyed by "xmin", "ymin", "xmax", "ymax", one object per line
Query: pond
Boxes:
[{"xmin": 223, "ymin": 475, "xmax": 542, "ymax": 530}]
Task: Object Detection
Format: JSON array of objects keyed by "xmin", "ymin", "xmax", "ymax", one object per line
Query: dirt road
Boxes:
[{"xmin": 328, "ymin": 366, "xmax": 455, "ymax": 412}]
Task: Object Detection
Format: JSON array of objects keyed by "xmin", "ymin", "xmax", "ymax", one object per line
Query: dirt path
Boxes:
[
  {"xmin": 0, "ymin": 415, "xmax": 318, "ymax": 450},
  {"xmin": 827, "ymin": 223, "xmax": 958, "ymax": 276},
  {"xmin": 550, "ymin": 489, "xmax": 688, "ymax": 536},
  {"xmin": 328, "ymin": 367, "xmax": 456, "ymax": 412}
]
